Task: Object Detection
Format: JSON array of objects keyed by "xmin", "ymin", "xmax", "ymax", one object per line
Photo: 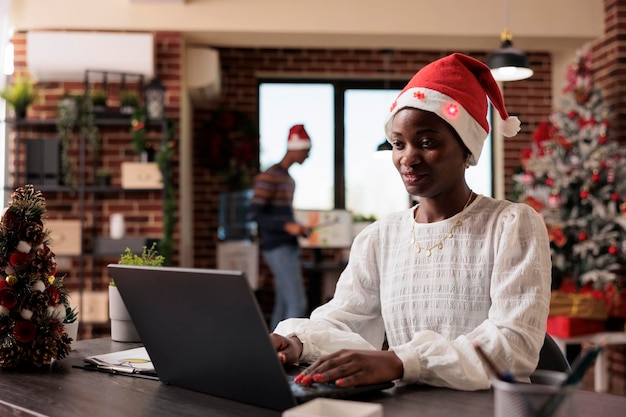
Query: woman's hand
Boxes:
[
  {"xmin": 294, "ymin": 349, "xmax": 403, "ymax": 387},
  {"xmin": 271, "ymin": 333, "xmax": 303, "ymax": 365}
]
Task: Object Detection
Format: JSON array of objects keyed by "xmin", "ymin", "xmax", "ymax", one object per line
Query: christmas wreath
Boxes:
[{"xmin": 0, "ymin": 185, "xmax": 72, "ymax": 368}]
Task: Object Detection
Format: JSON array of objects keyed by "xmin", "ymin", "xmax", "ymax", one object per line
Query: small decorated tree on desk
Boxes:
[{"xmin": 0, "ymin": 185, "xmax": 73, "ymax": 368}]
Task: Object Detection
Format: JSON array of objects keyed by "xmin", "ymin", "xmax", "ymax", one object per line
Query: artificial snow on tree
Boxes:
[
  {"xmin": 511, "ymin": 45, "xmax": 626, "ymax": 295},
  {"xmin": 0, "ymin": 185, "xmax": 72, "ymax": 368}
]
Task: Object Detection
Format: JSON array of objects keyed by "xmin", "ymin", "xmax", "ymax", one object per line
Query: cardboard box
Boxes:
[
  {"xmin": 45, "ymin": 220, "xmax": 82, "ymax": 255},
  {"xmin": 121, "ymin": 162, "xmax": 163, "ymax": 189},
  {"xmin": 547, "ymin": 315, "xmax": 606, "ymax": 338}
]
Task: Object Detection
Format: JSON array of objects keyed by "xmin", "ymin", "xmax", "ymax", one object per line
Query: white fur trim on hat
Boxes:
[
  {"xmin": 287, "ymin": 134, "xmax": 311, "ymax": 150},
  {"xmin": 384, "ymin": 87, "xmax": 487, "ymax": 166}
]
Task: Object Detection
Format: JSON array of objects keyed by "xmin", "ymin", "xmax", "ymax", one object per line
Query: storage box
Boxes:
[
  {"xmin": 26, "ymin": 138, "xmax": 61, "ymax": 185},
  {"xmin": 547, "ymin": 315, "xmax": 605, "ymax": 338},
  {"xmin": 45, "ymin": 220, "xmax": 82, "ymax": 255},
  {"xmin": 283, "ymin": 398, "xmax": 383, "ymax": 417},
  {"xmin": 121, "ymin": 162, "xmax": 163, "ymax": 189}
]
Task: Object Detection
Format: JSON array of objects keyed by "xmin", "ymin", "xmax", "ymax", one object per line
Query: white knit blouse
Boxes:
[{"xmin": 274, "ymin": 195, "xmax": 552, "ymax": 390}]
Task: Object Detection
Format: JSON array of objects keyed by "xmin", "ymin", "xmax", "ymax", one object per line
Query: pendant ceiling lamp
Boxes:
[{"xmin": 487, "ymin": 0, "xmax": 533, "ymax": 82}]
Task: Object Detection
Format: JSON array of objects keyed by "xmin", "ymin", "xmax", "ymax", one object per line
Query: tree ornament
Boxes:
[
  {"xmin": 545, "ymin": 177, "xmax": 554, "ymax": 186},
  {"xmin": 591, "ymin": 170, "xmax": 601, "ymax": 182},
  {"xmin": 547, "ymin": 192, "xmax": 563, "ymax": 209},
  {"xmin": 580, "ymin": 189, "xmax": 589, "ymax": 200},
  {"xmin": 578, "ymin": 231, "xmax": 588, "ymax": 242},
  {"xmin": 521, "ymin": 172, "xmax": 535, "ymax": 186},
  {"xmin": 611, "ymin": 193, "xmax": 620, "ymax": 202},
  {"xmin": 608, "ymin": 244, "xmax": 619, "ymax": 256},
  {"xmin": 569, "ymin": 154, "xmax": 582, "ymax": 167}
]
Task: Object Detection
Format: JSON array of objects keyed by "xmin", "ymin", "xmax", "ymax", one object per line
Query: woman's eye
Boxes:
[{"xmin": 419, "ymin": 138, "xmax": 435, "ymax": 148}]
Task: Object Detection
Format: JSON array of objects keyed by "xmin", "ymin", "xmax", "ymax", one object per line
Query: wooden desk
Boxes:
[{"xmin": 1, "ymin": 338, "xmax": 626, "ymax": 417}]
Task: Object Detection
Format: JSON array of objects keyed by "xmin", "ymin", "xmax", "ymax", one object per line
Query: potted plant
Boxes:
[
  {"xmin": 58, "ymin": 91, "xmax": 79, "ymax": 122},
  {"xmin": 89, "ymin": 89, "xmax": 108, "ymax": 113},
  {"xmin": 109, "ymin": 243, "xmax": 164, "ymax": 342},
  {"xmin": 120, "ymin": 90, "xmax": 139, "ymax": 115},
  {"xmin": 62, "ymin": 303, "xmax": 79, "ymax": 349},
  {"xmin": 0, "ymin": 73, "xmax": 37, "ymax": 119},
  {"xmin": 95, "ymin": 168, "xmax": 113, "ymax": 186}
]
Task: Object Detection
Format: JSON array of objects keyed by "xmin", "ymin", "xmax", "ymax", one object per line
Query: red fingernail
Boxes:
[
  {"xmin": 301, "ymin": 375, "xmax": 313, "ymax": 385},
  {"xmin": 313, "ymin": 373, "xmax": 324, "ymax": 382},
  {"xmin": 294, "ymin": 373, "xmax": 304, "ymax": 383},
  {"xmin": 335, "ymin": 378, "xmax": 345, "ymax": 387}
]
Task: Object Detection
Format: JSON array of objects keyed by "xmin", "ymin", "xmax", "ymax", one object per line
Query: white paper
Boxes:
[{"xmin": 85, "ymin": 346, "xmax": 154, "ymax": 373}]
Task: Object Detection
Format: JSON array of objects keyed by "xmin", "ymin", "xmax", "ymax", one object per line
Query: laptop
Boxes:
[{"xmin": 107, "ymin": 264, "xmax": 394, "ymax": 411}]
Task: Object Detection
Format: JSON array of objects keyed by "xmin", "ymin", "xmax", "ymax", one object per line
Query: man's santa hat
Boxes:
[
  {"xmin": 384, "ymin": 53, "xmax": 520, "ymax": 165},
  {"xmin": 287, "ymin": 124, "xmax": 312, "ymax": 151}
]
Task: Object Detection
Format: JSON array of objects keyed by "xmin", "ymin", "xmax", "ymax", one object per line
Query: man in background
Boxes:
[{"xmin": 248, "ymin": 124, "xmax": 312, "ymax": 329}]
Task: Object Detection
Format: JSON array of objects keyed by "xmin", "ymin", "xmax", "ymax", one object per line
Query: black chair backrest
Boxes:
[{"xmin": 533, "ymin": 333, "xmax": 571, "ymax": 374}]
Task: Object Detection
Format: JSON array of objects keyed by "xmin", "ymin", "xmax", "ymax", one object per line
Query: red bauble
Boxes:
[
  {"xmin": 611, "ymin": 192, "xmax": 620, "ymax": 202},
  {"xmin": 608, "ymin": 245, "xmax": 619, "ymax": 255},
  {"xmin": 545, "ymin": 178, "xmax": 554, "ymax": 186},
  {"xmin": 580, "ymin": 190, "xmax": 589, "ymax": 200},
  {"xmin": 578, "ymin": 231, "xmax": 588, "ymax": 242},
  {"xmin": 591, "ymin": 171, "xmax": 601, "ymax": 182}
]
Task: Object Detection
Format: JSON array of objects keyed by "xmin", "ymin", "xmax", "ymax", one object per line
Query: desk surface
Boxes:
[{"xmin": 1, "ymin": 338, "xmax": 626, "ymax": 417}]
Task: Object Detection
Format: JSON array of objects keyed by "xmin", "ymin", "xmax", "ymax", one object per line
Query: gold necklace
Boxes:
[{"xmin": 410, "ymin": 191, "xmax": 475, "ymax": 257}]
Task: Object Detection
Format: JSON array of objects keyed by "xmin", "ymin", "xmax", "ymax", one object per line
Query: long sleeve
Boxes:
[{"xmin": 274, "ymin": 196, "xmax": 551, "ymax": 390}]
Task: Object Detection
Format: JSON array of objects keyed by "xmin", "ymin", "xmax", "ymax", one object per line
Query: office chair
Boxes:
[{"xmin": 531, "ymin": 333, "xmax": 571, "ymax": 382}]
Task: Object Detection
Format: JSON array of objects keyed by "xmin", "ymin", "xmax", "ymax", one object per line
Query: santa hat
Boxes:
[
  {"xmin": 287, "ymin": 124, "xmax": 312, "ymax": 150},
  {"xmin": 384, "ymin": 53, "xmax": 520, "ymax": 165}
]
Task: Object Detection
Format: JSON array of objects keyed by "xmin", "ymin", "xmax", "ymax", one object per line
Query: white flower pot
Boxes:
[
  {"xmin": 63, "ymin": 320, "xmax": 79, "ymax": 350},
  {"xmin": 109, "ymin": 285, "xmax": 141, "ymax": 342}
]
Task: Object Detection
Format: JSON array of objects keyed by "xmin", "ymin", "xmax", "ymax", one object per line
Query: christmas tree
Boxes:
[
  {"xmin": 511, "ymin": 46, "xmax": 626, "ymax": 293},
  {"xmin": 0, "ymin": 185, "xmax": 72, "ymax": 367}
]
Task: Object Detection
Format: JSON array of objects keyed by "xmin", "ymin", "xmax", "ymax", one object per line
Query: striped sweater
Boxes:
[{"xmin": 248, "ymin": 164, "xmax": 298, "ymax": 250}]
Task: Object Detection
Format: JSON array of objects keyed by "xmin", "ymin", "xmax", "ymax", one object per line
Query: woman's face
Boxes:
[{"xmin": 390, "ymin": 108, "xmax": 468, "ymax": 199}]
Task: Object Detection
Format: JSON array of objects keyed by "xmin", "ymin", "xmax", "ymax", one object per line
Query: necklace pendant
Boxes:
[
  {"xmin": 436, "ymin": 242, "xmax": 443, "ymax": 250},
  {"xmin": 445, "ymin": 232, "xmax": 452, "ymax": 238},
  {"xmin": 416, "ymin": 246, "xmax": 421, "ymax": 254},
  {"xmin": 426, "ymin": 249, "xmax": 431, "ymax": 257}
]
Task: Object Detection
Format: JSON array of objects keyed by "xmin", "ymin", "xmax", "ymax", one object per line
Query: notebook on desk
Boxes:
[{"xmin": 107, "ymin": 264, "xmax": 394, "ymax": 411}]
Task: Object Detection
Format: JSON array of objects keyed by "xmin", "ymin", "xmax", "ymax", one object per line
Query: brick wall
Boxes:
[
  {"xmin": 590, "ymin": 0, "xmax": 626, "ymax": 397},
  {"xmin": 7, "ymin": 31, "xmax": 182, "ymax": 338}
]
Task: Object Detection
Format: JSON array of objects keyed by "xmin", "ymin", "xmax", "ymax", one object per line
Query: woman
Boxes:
[{"xmin": 271, "ymin": 53, "xmax": 551, "ymax": 391}]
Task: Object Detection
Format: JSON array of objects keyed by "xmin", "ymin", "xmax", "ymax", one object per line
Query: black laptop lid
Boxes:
[{"xmin": 107, "ymin": 264, "xmax": 298, "ymax": 411}]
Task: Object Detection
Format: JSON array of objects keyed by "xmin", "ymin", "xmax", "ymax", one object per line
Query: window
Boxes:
[{"xmin": 258, "ymin": 80, "xmax": 493, "ymax": 220}]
